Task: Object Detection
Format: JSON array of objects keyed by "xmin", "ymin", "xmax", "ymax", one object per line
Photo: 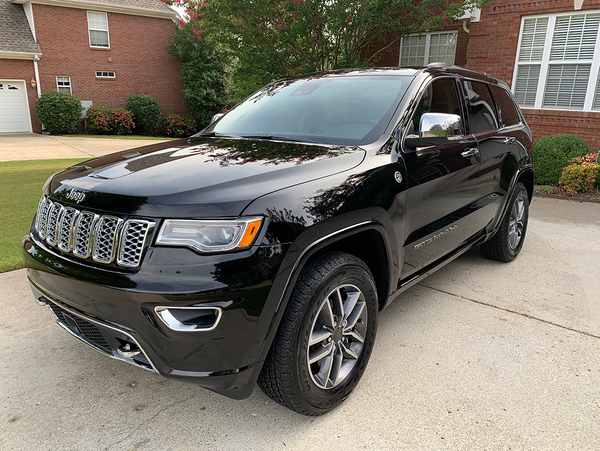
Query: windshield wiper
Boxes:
[
  {"xmin": 193, "ymin": 131, "xmax": 242, "ymax": 138},
  {"xmin": 241, "ymin": 134, "xmax": 318, "ymax": 143}
]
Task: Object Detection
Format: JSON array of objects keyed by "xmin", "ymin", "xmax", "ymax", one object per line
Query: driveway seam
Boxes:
[
  {"xmin": 418, "ymin": 283, "xmax": 600, "ymax": 340},
  {"xmin": 46, "ymin": 135, "xmax": 96, "ymax": 157}
]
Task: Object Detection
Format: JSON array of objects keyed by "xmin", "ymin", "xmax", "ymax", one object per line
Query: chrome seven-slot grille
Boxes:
[{"xmin": 35, "ymin": 195, "xmax": 154, "ymax": 268}]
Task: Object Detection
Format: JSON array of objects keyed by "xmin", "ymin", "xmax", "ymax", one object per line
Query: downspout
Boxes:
[
  {"xmin": 33, "ymin": 55, "xmax": 41, "ymax": 98},
  {"xmin": 462, "ymin": 19, "xmax": 471, "ymax": 34}
]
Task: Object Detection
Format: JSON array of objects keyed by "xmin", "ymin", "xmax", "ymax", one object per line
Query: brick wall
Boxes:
[
  {"xmin": 33, "ymin": 4, "xmax": 186, "ymax": 122},
  {"xmin": 365, "ymin": 22, "xmax": 468, "ymax": 67},
  {"xmin": 523, "ymin": 109, "xmax": 600, "ymax": 150},
  {"xmin": 466, "ymin": 0, "xmax": 600, "ymax": 84},
  {"xmin": 467, "ymin": 0, "xmax": 600, "ymax": 149},
  {"xmin": 0, "ymin": 58, "xmax": 41, "ymax": 132}
]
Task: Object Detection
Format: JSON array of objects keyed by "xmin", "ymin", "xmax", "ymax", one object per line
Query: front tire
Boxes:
[
  {"xmin": 258, "ymin": 252, "xmax": 377, "ymax": 416},
  {"xmin": 481, "ymin": 182, "xmax": 529, "ymax": 262}
]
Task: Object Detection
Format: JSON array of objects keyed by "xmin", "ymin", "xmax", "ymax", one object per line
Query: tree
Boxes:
[
  {"xmin": 166, "ymin": 26, "xmax": 232, "ymax": 126},
  {"xmin": 165, "ymin": 0, "xmax": 489, "ymax": 101}
]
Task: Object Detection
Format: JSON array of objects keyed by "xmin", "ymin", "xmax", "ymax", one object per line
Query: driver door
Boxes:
[{"xmin": 400, "ymin": 77, "xmax": 481, "ymax": 280}]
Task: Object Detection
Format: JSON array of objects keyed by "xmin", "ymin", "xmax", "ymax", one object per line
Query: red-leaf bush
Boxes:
[
  {"xmin": 559, "ymin": 152, "xmax": 600, "ymax": 196},
  {"xmin": 86, "ymin": 106, "xmax": 135, "ymax": 135},
  {"xmin": 158, "ymin": 114, "xmax": 198, "ymax": 138}
]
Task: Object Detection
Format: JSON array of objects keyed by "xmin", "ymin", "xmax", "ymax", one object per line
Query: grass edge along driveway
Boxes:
[{"xmin": 0, "ymin": 158, "xmax": 85, "ymax": 273}]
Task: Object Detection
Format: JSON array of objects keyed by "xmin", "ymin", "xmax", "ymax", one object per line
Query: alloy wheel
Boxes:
[{"xmin": 307, "ymin": 284, "xmax": 367, "ymax": 390}]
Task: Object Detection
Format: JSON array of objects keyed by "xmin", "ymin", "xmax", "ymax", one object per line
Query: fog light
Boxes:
[{"xmin": 154, "ymin": 306, "xmax": 222, "ymax": 332}]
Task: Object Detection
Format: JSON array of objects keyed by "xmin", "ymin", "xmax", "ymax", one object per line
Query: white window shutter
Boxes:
[
  {"xmin": 594, "ymin": 75, "xmax": 600, "ymax": 110},
  {"xmin": 550, "ymin": 13, "xmax": 600, "ymax": 61},
  {"xmin": 543, "ymin": 64, "xmax": 591, "ymax": 109},
  {"xmin": 519, "ymin": 17, "xmax": 548, "ymax": 62},
  {"xmin": 514, "ymin": 65, "xmax": 541, "ymax": 107}
]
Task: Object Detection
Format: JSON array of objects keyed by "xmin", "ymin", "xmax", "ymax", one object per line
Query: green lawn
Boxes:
[
  {"xmin": 59, "ymin": 134, "xmax": 178, "ymax": 140},
  {"xmin": 0, "ymin": 159, "xmax": 85, "ymax": 273}
]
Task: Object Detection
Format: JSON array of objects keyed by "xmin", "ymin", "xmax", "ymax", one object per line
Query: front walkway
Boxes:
[{"xmin": 0, "ymin": 133, "xmax": 171, "ymax": 162}]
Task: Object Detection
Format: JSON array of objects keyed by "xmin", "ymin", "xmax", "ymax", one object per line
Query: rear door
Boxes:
[
  {"xmin": 462, "ymin": 80, "xmax": 527, "ymax": 233},
  {"xmin": 400, "ymin": 77, "xmax": 480, "ymax": 280}
]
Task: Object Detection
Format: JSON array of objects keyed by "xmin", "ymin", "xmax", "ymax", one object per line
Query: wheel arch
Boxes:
[
  {"xmin": 255, "ymin": 221, "xmax": 395, "ymax": 364},
  {"xmin": 517, "ymin": 167, "xmax": 534, "ymax": 203},
  {"xmin": 303, "ymin": 227, "xmax": 391, "ymax": 311}
]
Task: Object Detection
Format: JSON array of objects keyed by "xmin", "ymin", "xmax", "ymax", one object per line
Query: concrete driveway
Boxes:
[
  {"xmin": 1, "ymin": 197, "xmax": 599, "ymax": 450},
  {"xmin": 0, "ymin": 133, "xmax": 171, "ymax": 161}
]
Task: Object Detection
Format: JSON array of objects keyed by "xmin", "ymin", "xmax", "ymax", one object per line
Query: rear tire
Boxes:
[
  {"xmin": 258, "ymin": 252, "xmax": 377, "ymax": 416},
  {"xmin": 481, "ymin": 182, "xmax": 529, "ymax": 262}
]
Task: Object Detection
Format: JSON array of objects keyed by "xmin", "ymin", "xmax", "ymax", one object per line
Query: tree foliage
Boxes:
[
  {"xmin": 165, "ymin": 0, "xmax": 489, "ymax": 101},
  {"xmin": 166, "ymin": 27, "xmax": 232, "ymax": 126}
]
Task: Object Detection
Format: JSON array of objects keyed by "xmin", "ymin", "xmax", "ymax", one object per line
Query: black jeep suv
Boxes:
[{"xmin": 23, "ymin": 65, "xmax": 533, "ymax": 416}]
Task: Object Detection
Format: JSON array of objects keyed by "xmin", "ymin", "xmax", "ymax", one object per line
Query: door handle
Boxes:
[
  {"xmin": 461, "ymin": 148, "xmax": 479, "ymax": 158},
  {"xmin": 503, "ymin": 137, "xmax": 516, "ymax": 144}
]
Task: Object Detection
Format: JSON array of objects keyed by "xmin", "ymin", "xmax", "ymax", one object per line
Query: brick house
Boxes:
[
  {"xmin": 0, "ymin": 0, "xmax": 186, "ymax": 134},
  {"xmin": 368, "ymin": 0, "xmax": 600, "ymax": 150}
]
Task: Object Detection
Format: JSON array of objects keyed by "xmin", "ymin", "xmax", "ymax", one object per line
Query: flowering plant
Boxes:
[
  {"xmin": 86, "ymin": 106, "xmax": 135, "ymax": 135},
  {"xmin": 158, "ymin": 114, "xmax": 198, "ymax": 138},
  {"xmin": 559, "ymin": 152, "xmax": 600, "ymax": 195}
]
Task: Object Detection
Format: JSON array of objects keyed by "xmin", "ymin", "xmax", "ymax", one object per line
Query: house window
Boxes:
[
  {"xmin": 96, "ymin": 71, "xmax": 116, "ymax": 79},
  {"xmin": 400, "ymin": 32, "xmax": 457, "ymax": 67},
  {"xmin": 513, "ymin": 12, "xmax": 600, "ymax": 111},
  {"xmin": 56, "ymin": 76, "xmax": 72, "ymax": 94},
  {"xmin": 87, "ymin": 11, "xmax": 110, "ymax": 48}
]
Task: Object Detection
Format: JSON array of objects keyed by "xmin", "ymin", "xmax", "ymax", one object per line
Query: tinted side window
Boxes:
[
  {"xmin": 490, "ymin": 85, "xmax": 521, "ymax": 127},
  {"xmin": 463, "ymin": 80, "xmax": 498, "ymax": 134},
  {"xmin": 412, "ymin": 78, "xmax": 462, "ymax": 133}
]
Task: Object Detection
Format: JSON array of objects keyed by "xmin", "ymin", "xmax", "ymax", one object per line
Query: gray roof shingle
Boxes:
[
  {"xmin": 81, "ymin": 0, "xmax": 175, "ymax": 14},
  {"xmin": 0, "ymin": 0, "xmax": 41, "ymax": 54}
]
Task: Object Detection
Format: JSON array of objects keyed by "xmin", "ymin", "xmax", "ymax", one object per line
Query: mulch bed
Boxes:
[{"xmin": 533, "ymin": 187, "xmax": 600, "ymax": 203}]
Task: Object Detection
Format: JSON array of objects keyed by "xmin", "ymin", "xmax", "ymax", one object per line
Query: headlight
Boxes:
[{"xmin": 156, "ymin": 217, "xmax": 263, "ymax": 253}]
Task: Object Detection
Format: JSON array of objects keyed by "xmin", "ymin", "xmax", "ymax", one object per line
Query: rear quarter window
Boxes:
[
  {"xmin": 463, "ymin": 80, "xmax": 498, "ymax": 134},
  {"xmin": 490, "ymin": 85, "xmax": 521, "ymax": 127}
]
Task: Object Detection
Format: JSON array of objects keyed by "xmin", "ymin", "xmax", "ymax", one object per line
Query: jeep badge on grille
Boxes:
[{"xmin": 65, "ymin": 189, "xmax": 86, "ymax": 204}]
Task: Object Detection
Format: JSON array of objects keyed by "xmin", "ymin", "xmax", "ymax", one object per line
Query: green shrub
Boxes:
[
  {"xmin": 559, "ymin": 154, "xmax": 599, "ymax": 196},
  {"xmin": 126, "ymin": 94, "xmax": 161, "ymax": 135},
  {"xmin": 35, "ymin": 92, "xmax": 83, "ymax": 134},
  {"xmin": 532, "ymin": 134, "xmax": 589, "ymax": 186},
  {"xmin": 86, "ymin": 106, "xmax": 135, "ymax": 135},
  {"xmin": 158, "ymin": 114, "xmax": 198, "ymax": 138}
]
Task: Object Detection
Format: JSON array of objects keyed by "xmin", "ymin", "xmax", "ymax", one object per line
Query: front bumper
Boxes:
[{"xmin": 23, "ymin": 233, "xmax": 291, "ymax": 399}]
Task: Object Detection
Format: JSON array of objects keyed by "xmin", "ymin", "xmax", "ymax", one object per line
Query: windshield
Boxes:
[{"xmin": 209, "ymin": 75, "xmax": 411, "ymax": 146}]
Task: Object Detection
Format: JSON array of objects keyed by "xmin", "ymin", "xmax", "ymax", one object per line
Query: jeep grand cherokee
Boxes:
[{"xmin": 23, "ymin": 65, "xmax": 533, "ymax": 415}]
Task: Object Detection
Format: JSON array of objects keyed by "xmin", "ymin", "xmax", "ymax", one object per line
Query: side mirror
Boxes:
[
  {"xmin": 420, "ymin": 112, "xmax": 463, "ymax": 138},
  {"xmin": 210, "ymin": 113, "xmax": 224, "ymax": 124},
  {"xmin": 404, "ymin": 112, "xmax": 464, "ymax": 149}
]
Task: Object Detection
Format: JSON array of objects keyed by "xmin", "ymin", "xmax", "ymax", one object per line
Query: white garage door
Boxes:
[{"xmin": 0, "ymin": 80, "xmax": 32, "ymax": 133}]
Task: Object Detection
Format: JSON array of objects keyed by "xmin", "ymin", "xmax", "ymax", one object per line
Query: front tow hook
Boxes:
[{"xmin": 117, "ymin": 343, "xmax": 141, "ymax": 358}]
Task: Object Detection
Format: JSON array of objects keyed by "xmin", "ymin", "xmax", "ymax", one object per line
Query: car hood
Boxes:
[{"xmin": 46, "ymin": 137, "xmax": 366, "ymax": 217}]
